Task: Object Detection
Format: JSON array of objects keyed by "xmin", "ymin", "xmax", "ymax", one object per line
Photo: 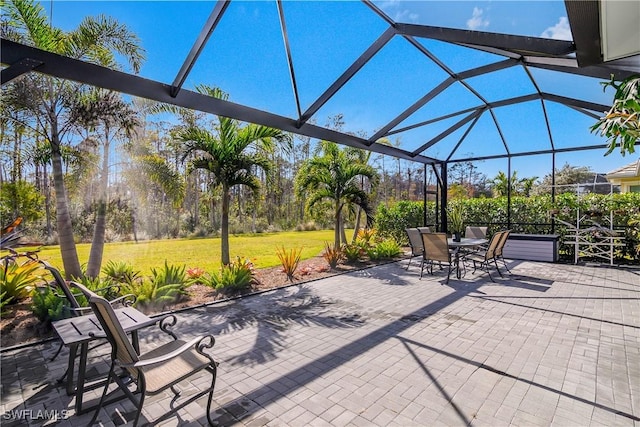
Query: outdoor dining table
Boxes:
[
  {"xmin": 52, "ymin": 306, "xmax": 156, "ymax": 414},
  {"xmin": 447, "ymin": 237, "xmax": 487, "ymax": 279}
]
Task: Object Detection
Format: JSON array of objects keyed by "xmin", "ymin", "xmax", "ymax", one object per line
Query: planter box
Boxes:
[{"xmin": 503, "ymin": 234, "xmax": 559, "ymax": 262}]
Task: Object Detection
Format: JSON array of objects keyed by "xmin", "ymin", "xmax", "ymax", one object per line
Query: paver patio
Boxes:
[{"xmin": 1, "ymin": 259, "xmax": 639, "ymax": 426}]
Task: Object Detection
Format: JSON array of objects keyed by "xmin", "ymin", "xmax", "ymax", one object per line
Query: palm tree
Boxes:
[
  {"xmin": 71, "ymin": 88, "xmax": 140, "ymax": 278},
  {"xmin": 1, "ymin": 0, "xmax": 144, "ymax": 278},
  {"xmin": 178, "ymin": 87, "xmax": 291, "ymax": 265},
  {"xmin": 491, "ymin": 171, "xmax": 538, "ymax": 197},
  {"xmin": 295, "ymin": 141, "xmax": 378, "ymax": 249},
  {"xmin": 491, "ymin": 171, "xmax": 511, "ymax": 197},
  {"xmin": 347, "ymin": 147, "xmax": 378, "ymax": 243}
]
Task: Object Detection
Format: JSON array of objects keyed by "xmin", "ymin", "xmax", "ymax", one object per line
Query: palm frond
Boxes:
[
  {"xmin": 3, "ymin": 0, "xmax": 61, "ymax": 51},
  {"xmin": 73, "ymin": 14, "xmax": 145, "ymax": 72}
]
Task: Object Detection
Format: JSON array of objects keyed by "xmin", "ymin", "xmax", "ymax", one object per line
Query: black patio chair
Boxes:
[{"xmin": 73, "ymin": 281, "xmax": 219, "ymax": 427}]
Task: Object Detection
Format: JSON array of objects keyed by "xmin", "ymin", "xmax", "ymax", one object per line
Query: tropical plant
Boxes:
[
  {"xmin": 0, "ymin": 180, "xmax": 45, "ymax": 224},
  {"xmin": 72, "ymin": 275, "xmax": 120, "ymax": 306},
  {"xmin": 186, "ymin": 267, "xmax": 206, "ymax": 283},
  {"xmin": 373, "ymin": 239, "xmax": 401, "ymax": 259},
  {"xmin": 348, "ymin": 148, "xmax": 377, "ymax": 242},
  {"xmin": 276, "ymin": 246, "xmax": 302, "ymax": 282},
  {"xmin": 296, "ymin": 141, "xmax": 378, "ymax": 248},
  {"xmin": 0, "ymin": 292, "xmax": 13, "ymax": 316},
  {"xmin": 365, "ymin": 245, "xmax": 381, "ymax": 261},
  {"xmin": 31, "ymin": 286, "xmax": 67, "ymax": 322},
  {"xmin": 150, "ymin": 261, "xmax": 187, "ymax": 288},
  {"xmin": 178, "ymin": 86, "xmax": 291, "ymax": 265},
  {"xmin": 356, "ymin": 228, "xmax": 377, "ymax": 245},
  {"xmin": 1, "ymin": 0, "xmax": 144, "ymax": 279},
  {"xmin": 491, "ymin": 171, "xmax": 538, "ymax": 197},
  {"xmin": 120, "ymin": 280, "xmax": 184, "ymax": 312},
  {"xmin": 322, "ymin": 242, "xmax": 344, "ymax": 269},
  {"xmin": 343, "ymin": 244, "xmax": 363, "ymax": 263},
  {"xmin": 591, "ymin": 74, "xmax": 640, "ymax": 156},
  {"xmin": 0, "ymin": 258, "xmax": 42, "ymax": 303},
  {"xmin": 206, "ymin": 256, "xmax": 254, "ymax": 293},
  {"xmin": 102, "ymin": 260, "xmax": 141, "ymax": 285},
  {"xmin": 447, "ymin": 203, "xmax": 465, "ymax": 235}
]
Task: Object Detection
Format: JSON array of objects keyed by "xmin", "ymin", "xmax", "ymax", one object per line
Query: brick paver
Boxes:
[{"xmin": 1, "ymin": 259, "xmax": 639, "ymax": 426}]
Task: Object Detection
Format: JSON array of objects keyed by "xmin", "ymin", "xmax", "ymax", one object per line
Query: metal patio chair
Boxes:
[
  {"xmin": 465, "ymin": 226, "xmax": 488, "ymax": 239},
  {"xmin": 405, "ymin": 228, "xmax": 424, "ymax": 270},
  {"xmin": 494, "ymin": 229, "xmax": 512, "ymax": 274},
  {"xmin": 464, "ymin": 231, "xmax": 504, "ymax": 282},
  {"xmin": 73, "ymin": 282, "xmax": 219, "ymax": 427},
  {"xmin": 420, "ymin": 232, "xmax": 455, "ymax": 283}
]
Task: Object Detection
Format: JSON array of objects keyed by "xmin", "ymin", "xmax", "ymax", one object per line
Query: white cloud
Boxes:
[
  {"xmin": 377, "ymin": 0, "xmax": 419, "ymax": 23},
  {"xmin": 467, "ymin": 7, "xmax": 489, "ymax": 30},
  {"xmin": 540, "ymin": 17, "xmax": 573, "ymax": 40}
]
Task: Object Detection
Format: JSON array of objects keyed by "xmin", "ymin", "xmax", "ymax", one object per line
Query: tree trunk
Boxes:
[
  {"xmin": 194, "ymin": 172, "xmax": 200, "ymax": 228},
  {"xmin": 86, "ymin": 133, "xmax": 110, "ymax": 278},
  {"xmin": 352, "ymin": 207, "xmax": 362, "ymax": 243},
  {"xmin": 221, "ymin": 184, "xmax": 231, "ymax": 265},
  {"xmin": 50, "ymin": 133, "xmax": 83, "ymax": 279},
  {"xmin": 131, "ymin": 205, "xmax": 138, "ymax": 243},
  {"xmin": 340, "ymin": 215, "xmax": 347, "ymax": 246},
  {"xmin": 334, "ymin": 200, "xmax": 341, "ymax": 249},
  {"xmin": 43, "ymin": 165, "xmax": 52, "ymax": 238}
]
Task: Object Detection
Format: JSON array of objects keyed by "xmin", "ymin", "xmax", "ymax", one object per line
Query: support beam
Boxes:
[
  {"xmin": 446, "ymin": 142, "xmax": 640, "ymax": 163},
  {"xmin": 446, "ymin": 113, "xmax": 482, "ymax": 162},
  {"xmin": 170, "ymin": 0, "xmax": 230, "ymax": 97},
  {"xmin": 0, "ymin": 38, "xmax": 433, "ymax": 164},
  {"xmin": 488, "ymin": 109, "xmax": 510, "ymax": 155},
  {"xmin": 440, "ymin": 162, "xmax": 448, "ymax": 233},
  {"xmin": 298, "ymin": 27, "xmax": 397, "ymax": 125},
  {"xmin": 276, "ymin": 0, "xmax": 302, "ymax": 119},
  {"xmin": 523, "ymin": 56, "xmax": 636, "ymax": 81},
  {"xmin": 411, "ymin": 109, "xmax": 483, "ymax": 156},
  {"xmin": 456, "ymin": 58, "xmax": 519, "ymax": 80},
  {"xmin": 1, "ymin": 58, "xmax": 43, "ymax": 85},
  {"xmin": 388, "ymin": 106, "xmax": 480, "ymax": 137},
  {"xmin": 540, "ymin": 93, "xmax": 609, "ymax": 113},
  {"xmin": 564, "ymin": 0, "xmax": 602, "ymax": 67},
  {"xmin": 368, "ymin": 77, "xmax": 455, "ymax": 143},
  {"xmin": 396, "ymin": 23, "xmax": 576, "ymax": 57}
]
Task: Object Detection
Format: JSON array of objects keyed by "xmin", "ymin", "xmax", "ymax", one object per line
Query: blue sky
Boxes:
[{"xmin": 43, "ymin": 0, "xmax": 635, "ymax": 182}]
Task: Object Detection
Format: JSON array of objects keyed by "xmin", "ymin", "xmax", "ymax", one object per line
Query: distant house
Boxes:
[{"xmin": 605, "ymin": 160, "xmax": 640, "ymax": 193}]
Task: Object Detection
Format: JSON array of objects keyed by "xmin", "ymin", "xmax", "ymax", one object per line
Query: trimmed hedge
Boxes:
[{"xmin": 375, "ymin": 193, "xmax": 640, "ymax": 262}]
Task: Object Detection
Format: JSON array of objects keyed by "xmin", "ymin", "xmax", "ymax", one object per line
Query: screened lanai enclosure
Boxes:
[{"xmin": 1, "ymin": 0, "xmax": 639, "ymax": 230}]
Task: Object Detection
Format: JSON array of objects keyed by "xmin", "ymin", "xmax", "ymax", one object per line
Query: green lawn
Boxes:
[{"xmin": 33, "ymin": 230, "xmax": 342, "ymax": 276}]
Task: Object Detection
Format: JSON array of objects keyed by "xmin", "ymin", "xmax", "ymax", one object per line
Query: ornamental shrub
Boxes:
[
  {"xmin": 375, "ymin": 193, "xmax": 640, "ymax": 262},
  {"xmin": 375, "ymin": 201, "xmax": 424, "ymax": 244},
  {"xmin": 31, "ymin": 286, "xmax": 67, "ymax": 323},
  {"xmin": 206, "ymin": 257, "xmax": 255, "ymax": 293}
]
